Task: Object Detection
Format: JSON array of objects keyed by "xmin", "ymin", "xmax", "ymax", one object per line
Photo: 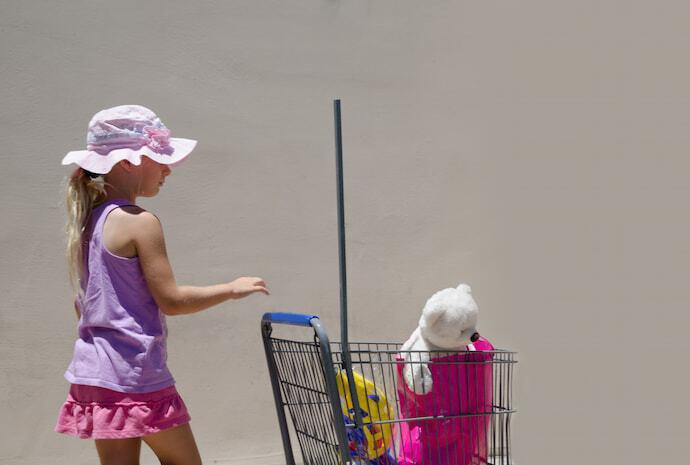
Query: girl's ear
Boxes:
[{"xmin": 119, "ymin": 160, "xmax": 134, "ymax": 171}]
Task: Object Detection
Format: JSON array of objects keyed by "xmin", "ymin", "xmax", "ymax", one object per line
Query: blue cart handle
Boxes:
[{"xmin": 262, "ymin": 312, "xmax": 319, "ymax": 327}]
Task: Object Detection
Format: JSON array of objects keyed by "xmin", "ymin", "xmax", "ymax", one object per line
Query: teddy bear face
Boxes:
[{"xmin": 418, "ymin": 284, "xmax": 479, "ymax": 350}]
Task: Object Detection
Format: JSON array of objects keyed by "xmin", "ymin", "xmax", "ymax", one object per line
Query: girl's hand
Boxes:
[{"xmin": 229, "ymin": 277, "xmax": 270, "ymax": 299}]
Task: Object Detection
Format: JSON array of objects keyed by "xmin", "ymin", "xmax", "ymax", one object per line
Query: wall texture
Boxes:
[{"xmin": 1, "ymin": 1, "xmax": 688, "ymax": 464}]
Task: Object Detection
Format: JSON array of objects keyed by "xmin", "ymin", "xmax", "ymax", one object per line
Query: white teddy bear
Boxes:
[{"xmin": 401, "ymin": 283, "xmax": 480, "ymax": 394}]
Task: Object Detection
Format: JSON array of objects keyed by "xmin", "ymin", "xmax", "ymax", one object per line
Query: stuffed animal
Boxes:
[
  {"xmin": 396, "ymin": 283, "xmax": 494, "ymax": 465},
  {"xmin": 400, "ymin": 283, "xmax": 480, "ymax": 394}
]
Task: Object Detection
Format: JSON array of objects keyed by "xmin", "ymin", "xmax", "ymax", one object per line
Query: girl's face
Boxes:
[{"xmin": 136, "ymin": 156, "xmax": 172, "ymax": 197}]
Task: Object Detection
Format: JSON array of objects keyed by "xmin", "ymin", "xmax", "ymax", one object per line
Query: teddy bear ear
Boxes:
[{"xmin": 457, "ymin": 283, "xmax": 472, "ymax": 294}]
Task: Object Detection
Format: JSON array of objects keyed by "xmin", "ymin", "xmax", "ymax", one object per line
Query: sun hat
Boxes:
[{"xmin": 62, "ymin": 105, "xmax": 197, "ymax": 174}]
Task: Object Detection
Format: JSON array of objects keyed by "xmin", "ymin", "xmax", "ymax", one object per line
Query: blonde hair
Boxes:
[{"xmin": 65, "ymin": 169, "xmax": 107, "ymax": 299}]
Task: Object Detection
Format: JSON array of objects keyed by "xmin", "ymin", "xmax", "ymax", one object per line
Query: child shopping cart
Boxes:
[{"xmin": 261, "ymin": 101, "xmax": 517, "ymax": 465}]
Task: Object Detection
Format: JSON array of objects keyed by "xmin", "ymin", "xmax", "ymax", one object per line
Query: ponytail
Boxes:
[{"xmin": 65, "ymin": 168, "xmax": 106, "ymax": 299}]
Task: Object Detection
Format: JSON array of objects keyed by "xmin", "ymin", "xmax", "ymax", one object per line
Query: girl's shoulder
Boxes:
[
  {"xmin": 96, "ymin": 200, "xmax": 149, "ymax": 224},
  {"xmin": 108, "ymin": 205, "xmax": 161, "ymax": 230},
  {"xmin": 103, "ymin": 205, "xmax": 164, "ymax": 258}
]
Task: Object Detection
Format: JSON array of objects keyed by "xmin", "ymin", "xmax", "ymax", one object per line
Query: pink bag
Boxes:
[{"xmin": 396, "ymin": 338, "xmax": 494, "ymax": 465}]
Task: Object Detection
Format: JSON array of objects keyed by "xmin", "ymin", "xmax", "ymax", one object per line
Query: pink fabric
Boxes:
[
  {"xmin": 55, "ymin": 384, "xmax": 191, "ymax": 439},
  {"xmin": 142, "ymin": 126, "xmax": 172, "ymax": 153},
  {"xmin": 396, "ymin": 338, "xmax": 494, "ymax": 465}
]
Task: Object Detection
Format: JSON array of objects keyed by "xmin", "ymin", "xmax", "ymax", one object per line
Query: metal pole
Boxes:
[
  {"xmin": 333, "ymin": 99, "xmax": 364, "ymax": 429},
  {"xmin": 333, "ymin": 99, "xmax": 348, "ymax": 350}
]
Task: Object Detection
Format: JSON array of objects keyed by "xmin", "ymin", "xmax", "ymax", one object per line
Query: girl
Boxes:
[{"xmin": 56, "ymin": 105, "xmax": 269, "ymax": 465}]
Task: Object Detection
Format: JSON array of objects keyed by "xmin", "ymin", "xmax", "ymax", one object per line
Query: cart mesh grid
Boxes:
[
  {"xmin": 268, "ymin": 337, "xmax": 343, "ymax": 465},
  {"xmin": 265, "ymin": 334, "xmax": 516, "ymax": 465}
]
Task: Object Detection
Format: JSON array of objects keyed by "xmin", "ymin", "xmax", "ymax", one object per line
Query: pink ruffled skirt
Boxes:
[{"xmin": 55, "ymin": 384, "xmax": 191, "ymax": 439}]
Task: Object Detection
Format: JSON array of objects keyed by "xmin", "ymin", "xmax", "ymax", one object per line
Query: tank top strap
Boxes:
[
  {"xmin": 100, "ymin": 198, "xmax": 137, "ymax": 214},
  {"xmin": 93, "ymin": 198, "xmax": 138, "ymax": 233}
]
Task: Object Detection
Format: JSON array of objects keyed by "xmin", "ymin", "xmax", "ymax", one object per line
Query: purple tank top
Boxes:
[{"xmin": 65, "ymin": 198, "xmax": 175, "ymax": 393}]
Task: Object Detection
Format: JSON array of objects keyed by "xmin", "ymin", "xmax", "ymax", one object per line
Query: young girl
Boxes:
[{"xmin": 56, "ymin": 105, "xmax": 269, "ymax": 465}]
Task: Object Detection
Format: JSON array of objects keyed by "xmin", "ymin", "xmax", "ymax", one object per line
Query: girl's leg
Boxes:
[
  {"xmin": 95, "ymin": 437, "xmax": 142, "ymax": 465},
  {"xmin": 142, "ymin": 423, "xmax": 202, "ymax": 465}
]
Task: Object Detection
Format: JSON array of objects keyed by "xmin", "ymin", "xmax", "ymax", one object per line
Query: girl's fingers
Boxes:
[{"xmin": 232, "ymin": 278, "xmax": 268, "ymax": 297}]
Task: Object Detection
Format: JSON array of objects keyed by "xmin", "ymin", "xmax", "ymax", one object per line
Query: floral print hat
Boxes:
[{"xmin": 62, "ymin": 105, "xmax": 197, "ymax": 174}]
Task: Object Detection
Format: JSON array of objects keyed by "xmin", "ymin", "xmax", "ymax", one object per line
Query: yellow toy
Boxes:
[{"xmin": 335, "ymin": 369, "xmax": 394, "ymax": 461}]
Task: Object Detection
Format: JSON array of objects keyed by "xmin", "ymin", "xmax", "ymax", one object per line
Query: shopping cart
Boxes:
[{"xmin": 261, "ymin": 101, "xmax": 517, "ymax": 465}]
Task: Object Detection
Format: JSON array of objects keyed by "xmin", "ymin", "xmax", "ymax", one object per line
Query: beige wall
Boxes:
[{"xmin": 1, "ymin": 1, "xmax": 688, "ymax": 464}]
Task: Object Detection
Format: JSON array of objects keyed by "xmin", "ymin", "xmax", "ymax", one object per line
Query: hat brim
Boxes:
[{"xmin": 62, "ymin": 137, "xmax": 197, "ymax": 174}]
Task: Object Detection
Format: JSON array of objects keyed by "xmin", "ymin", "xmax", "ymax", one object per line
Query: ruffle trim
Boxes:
[{"xmin": 55, "ymin": 391, "xmax": 190, "ymax": 439}]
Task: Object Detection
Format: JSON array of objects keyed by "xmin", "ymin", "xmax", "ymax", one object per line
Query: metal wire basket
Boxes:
[
  {"xmin": 261, "ymin": 101, "xmax": 517, "ymax": 465},
  {"xmin": 262, "ymin": 320, "xmax": 516, "ymax": 465}
]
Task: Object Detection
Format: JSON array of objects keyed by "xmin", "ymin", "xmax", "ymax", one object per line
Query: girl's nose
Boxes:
[{"xmin": 162, "ymin": 165, "xmax": 171, "ymax": 176}]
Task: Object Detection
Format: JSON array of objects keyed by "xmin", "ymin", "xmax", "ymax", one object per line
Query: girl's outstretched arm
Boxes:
[{"xmin": 129, "ymin": 210, "xmax": 269, "ymax": 316}]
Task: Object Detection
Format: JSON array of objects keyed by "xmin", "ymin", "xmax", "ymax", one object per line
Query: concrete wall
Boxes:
[{"xmin": 1, "ymin": 1, "xmax": 688, "ymax": 464}]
